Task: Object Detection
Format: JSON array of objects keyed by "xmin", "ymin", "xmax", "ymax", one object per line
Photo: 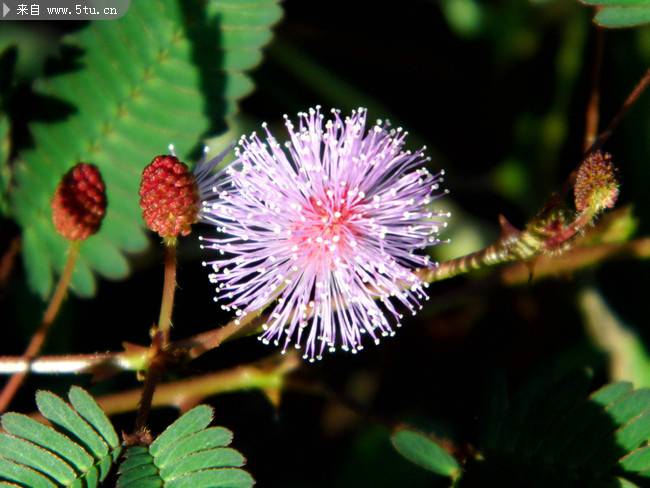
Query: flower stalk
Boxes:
[
  {"xmin": 128, "ymin": 238, "xmax": 178, "ymax": 443},
  {"xmin": 0, "ymin": 240, "xmax": 81, "ymax": 412},
  {"xmin": 158, "ymin": 238, "xmax": 178, "ymax": 346}
]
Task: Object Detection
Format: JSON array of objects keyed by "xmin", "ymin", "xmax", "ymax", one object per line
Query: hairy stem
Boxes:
[
  {"xmin": 421, "ymin": 242, "xmax": 508, "ymax": 283},
  {"xmin": 0, "ymin": 240, "xmax": 81, "ymax": 412}
]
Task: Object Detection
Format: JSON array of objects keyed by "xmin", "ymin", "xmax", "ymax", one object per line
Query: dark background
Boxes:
[{"xmin": 2, "ymin": 0, "xmax": 650, "ymax": 486}]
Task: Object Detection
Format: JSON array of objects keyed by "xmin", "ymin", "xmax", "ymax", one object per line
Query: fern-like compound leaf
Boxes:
[
  {"xmin": 117, "ymin": 405, "xmax": 253, "ymax": 488},
  {"xmin": 0, "ymin": 387, "xmax": 121, "ymax": 487}
]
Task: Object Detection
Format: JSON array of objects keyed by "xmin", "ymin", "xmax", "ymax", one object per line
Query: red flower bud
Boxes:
[
  {"xmin": 139, "ymin": 155, "xmax": 199, "ymax": 239},
  {"xmin": 51, "ymin": 163, "xmax": 107, "ymax": 241}
]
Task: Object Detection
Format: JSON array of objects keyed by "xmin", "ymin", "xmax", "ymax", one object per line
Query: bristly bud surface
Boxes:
[
  {"xmin": 51, "ymin": 163, "xmax": 106, "ymax": 241},
  {"xmin": 574, "ymin": 151, "xmax": 619, "ymax": 213},
  {"xmin": 139, "ymin": 155, "xmax": 200, "ymax": 239}
]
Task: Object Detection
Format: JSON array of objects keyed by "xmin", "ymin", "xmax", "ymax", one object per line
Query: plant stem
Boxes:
[
  {"xmin": 584, "ymin": 28, "xmax": 604, "ymax": 151},
  {"xmin": 0, "ymin": 351, "xmax": 147, "ymax": 374},
  {"xmin": 590, "ymin": 66, "xmax": 650, "ymax": 152},
  {"xmin": 420, "ymin": 241, "xmax": 508, "ymax": 283},
  {"xmin": 501, "ymin": 237, "xmax": 650, "ymax": 285},
  {"xmin": 0, "ymin": 235, "xmax": 21, "ymax": 287},
  {"xmin": 127, "ymin": 238, "xmax": 180, "ymax": 442},
  {"xmin": 173, "ymin": 312, "xmax": 266, "ymax": 360},
  {"xmin": 0, "ymin": 240, "xmax": 81, "ymax": 413},
  {"xmin": 0, "ymin": 312, "xmax": 257, "ymax": 377},
  {"xmin": 96, "ymin": 353, "xmax": 299, "ymax": 416},
  {"xmin": 132, "ymin": 338, "xmax": 164, "ymax": 435},
  {"xmin": 158, "ymin": 238, "xmax": 177, "ymax": 346},
  {"xmin": 0, "ymin": 234, "xmax": 647, "ymax": 378}
]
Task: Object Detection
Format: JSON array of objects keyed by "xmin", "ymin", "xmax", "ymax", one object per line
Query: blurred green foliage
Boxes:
[
  {"xmin": 5, "ymin": 0, "xmax": 282, "ymax": 297},
  {"xmin": 393, "ymin": 374, "xmax": 650, "ymax": 487}
]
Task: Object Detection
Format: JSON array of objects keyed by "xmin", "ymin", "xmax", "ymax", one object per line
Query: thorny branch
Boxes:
[{"xmin": 424, "ymin": 63, "xmax": 649, "ymax": 285}]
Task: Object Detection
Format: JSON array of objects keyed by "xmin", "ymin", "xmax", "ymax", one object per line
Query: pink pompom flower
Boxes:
[{"xmin": 199, "ymin": 107, "xmax": 448, "ymax": 361}]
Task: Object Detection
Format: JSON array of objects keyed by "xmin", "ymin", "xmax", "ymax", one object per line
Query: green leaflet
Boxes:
[
  {"xmin": 0, "ymin": 387, "xmax": 251, "ymax": 487},
  {"xmin": 1, "ymin": 413, "xmax": 94, "ymax": 474},
  {"xmin": 154, "ymin": 427, "xmax": 234, "ymax": 468},
  {"xmin": 0, "ymin": 434, "xmax": 78, "ymax": 486},
  {"xmin": 581, "ymin": 0, "xmax": 650, "ymax": 4},
  {"xmin": 390, "ymin": 429, "xmax": 460, "ymax": 479},
  {"xmin": 579, "ymin": 0, "xmax": 650, "ymax": 27},
  {"xmin": 159, "ymin": 448, "xmax": 245, "ymax": 480},
  {"xmin": 150, "ymin": 405, "xmax": 214, "ymax": 458},
  {"xmin": 68, "ymin": 386, "xmax": 121, "ymax": 455},
  {"xmin": 117, "ymin": 406, "xmax": 253, "ymax": 488},
  {"xmin": 35, "ymin": 390, "xmax": 111, "ymax": 461},
  {"xmin": 11, "ymin": 0, "xmax": 282, "ymax": 297},
  {"xmin": 0, "ymin": 387, "xmax": 121, "ymax": 487},
  {"xmin": 596, "ymin": 6, "xmax": 650, "ymax": 27},
  {"xmin": 0, "ymin": 457, "xmax": 57, "ymax": 488}
]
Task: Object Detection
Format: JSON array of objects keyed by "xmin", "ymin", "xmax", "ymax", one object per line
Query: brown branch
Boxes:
[
  {"xmin": 2, "ymin": 232, "xmax": 646, "ymax": 384},
  {"xmin": 584, "ymin": 28, "xmax": 604, "ymax": 151},
  {"xmin": 0, "ymin": 351, "xmax": 147, "ymax": 375},
  {"xmin": 421, "ymin": 204, "xmax": 599, "ymax": 285},
  {"xmin": 501, "ymin": 237, "xmax": 650, "ymax": 285},
  {"xmin": 0, "ymin": 236, "xmax": 21, "ymax": 288},
  {"xmin": 0, "ymin": 313, "xmax": 264, "ymax": 378},
  {"xmin": 171, "ymin": 312, "xmax": 266, "ymax": 361},
  {"xmin": 423, "ymin": 60, "xmax": 650, "ymax": 287},
  {"xmin": 590, "ymin": 66, "xmax": 650, "ymax": 152},
  {"xmin": 0, "ymin": 240, "xmax": 81, "ymax": 413},
  {"xmin": 131, "ymin": 332, "xmax": 163, "ymax": 439}
]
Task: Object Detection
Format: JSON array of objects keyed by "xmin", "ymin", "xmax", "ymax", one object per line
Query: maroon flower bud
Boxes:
[
  {"xmin": 51, "ymin": 163, "xmax": 107, "ymax": 241},
  {"xmin": 139, "ymin": 155, "xmax": 199, "ymax": 239}
]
